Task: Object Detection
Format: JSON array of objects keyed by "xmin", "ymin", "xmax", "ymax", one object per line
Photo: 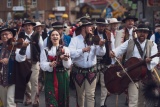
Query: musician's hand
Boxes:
[
  {"xmin": 119, "ymin": 72, "xmax": 126, "ymax": 77},
  {"xmin": 156, "ymin": 63, "xmax": 160, "ymax": 70},
  {"xmin": 82, "ymin": 46, "xmax": 91, "ymax": 53},
  {"xmin": 145, "ymin": 58, "xmax": 152, "ymax": 63},
  {"xmin": 60, "ymin": 53, "xmax": 70, "ymax": 61},
  {"xmin": 0, "ymin": 58, "xmax": 9, "ymax": 65},
  {"xmin": 49, "ymin": 61, "xmax": 57, "ymax": 67},
  {"xmin": 109, "ymin": 51, "xmax": 115, "ymax": 58},
  {"xmin": 22, "ymin": 41, "xmax": 29, "ymax": 47},
  {"xmin": 99, "ymin": 39, "xmax": 106, "ymax": 47},
  {"xmin": 109, "ymin": 64, "xmax": 115, "ymax": 67}
]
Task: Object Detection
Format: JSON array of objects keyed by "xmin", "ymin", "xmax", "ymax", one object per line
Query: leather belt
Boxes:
[{"xmin": 73, "ymin": 64, "xmax": 96, "ymax": 71}]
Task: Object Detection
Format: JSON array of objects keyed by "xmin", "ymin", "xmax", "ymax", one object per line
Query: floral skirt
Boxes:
[{"xmin": 44, "ymin": 69, "xmax": 69, "ymax": 107}]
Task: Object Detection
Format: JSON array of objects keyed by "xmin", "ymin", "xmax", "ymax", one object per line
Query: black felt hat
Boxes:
[
  {"xmin": 0, "ymin": 27, "xmax": 16, "ymax": 37},
  {"xmin": 134, "ymin": 24, "xmax": 151, "ymax": 32},
  {"xmin": 76, "ymin": 14, "xmax": 91, "ymax": 23},
  {"xmin": 122, "ymin": 15, "xmax": 138, "ymax": 23},
  {"xmin": 95, "ymin": 18, "xmax": 108, "ymax": 25},
  {"xmin": 51, "ymin": 22, "xmax": 67, "ymax": 28},
  {"xmin": 77, "ymin": 19, "xmax": 93, "ymax": 30},
  {"xmin": 22, "ymin": 20, "xmax": 36, "ymax": 27}
]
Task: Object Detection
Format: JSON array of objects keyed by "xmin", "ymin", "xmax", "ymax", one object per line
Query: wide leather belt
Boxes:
[{"xmin": 73, "ymin": 64, "xmax": 96, "ymax": 71}]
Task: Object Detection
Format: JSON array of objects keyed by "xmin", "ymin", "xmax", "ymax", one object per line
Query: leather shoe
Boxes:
[{"xmin": 32, "ymin": 101, "xmax": 39, "ymax": 107}]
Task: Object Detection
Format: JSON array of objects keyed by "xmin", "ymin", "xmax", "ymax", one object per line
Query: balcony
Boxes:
[{"xmin": 52, "ymin": 6, "xmax": 66, "ymax": 11}]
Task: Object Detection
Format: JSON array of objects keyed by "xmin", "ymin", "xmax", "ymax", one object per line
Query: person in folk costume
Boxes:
[
  {"xmin": 114, "ymin": 15, "xmax": 138, "ymax": 62},
  {"xmin": 149, "ymin": 23, "xmax": 160, "ymax": 107},
  {"xmin": 40, "ymin": 30, "xmax": 72, "ymax": 107},
  {"xmin": 107, "ymin": 18, "xmax": 121, "ymax": 48},
  {"xmin": 110, "ymin": 24, "xmax": 159, "ymax": 107},
  {"xmin": 17, "ymin": 20, "xmax": 44, "ymax": 107},
  {"xmin": 93, "ymin": 18, "xmax": 111, "ymax": 107},
  {"xmin": 0, "ymin": 27, "xmax": 16, "ymax": 107},
  {"xmin": 150, "ymin": 23, "xmax": 160, "ymax": 70},
  {"xmin": 43, "ymin": 22, "xmax": 71, "ymax": 48},
  {"xmin": 34, "ymin": 22, "xmax": 48, "ymax": 93},
  {"xmin": 114, "ymin": 15, "xmax": 138, "ymax": 105},
  {"xmin": 68, "ymin": 18, "xmax": 106, "ymax": 107},
  {"xmin": 118, "ymin": 15, "xmax": 138, "ymax": 43},
  {"xmin": 150, "ymin": 23, "xmax": 160, "ymax": 50},
  {"xmin": 34, "ymin": 22, "xmax": 48, "ymax": 41}
]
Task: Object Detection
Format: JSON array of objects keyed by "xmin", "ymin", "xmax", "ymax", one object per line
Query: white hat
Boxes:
[
  {"xmin": 34, "ymin": 22, "xmax": 45, "ymax": 28},
  {"xmin": 108, "ymin": 18, "xmax": 121, "ymax": 24}
]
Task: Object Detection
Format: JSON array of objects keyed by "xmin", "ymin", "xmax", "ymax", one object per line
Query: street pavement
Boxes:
[{"xmin": 18, "ymin": 86, "xmax": 128, "ymax": 107}]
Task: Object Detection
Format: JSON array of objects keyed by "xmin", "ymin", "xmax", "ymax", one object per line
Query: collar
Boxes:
[
  {"xmin": 25, "ymin": 31, "xmax": 34, "ymax": 38},
  {"xmin": 137, "ymin": 39, "xmax": 147, "ymax": 44},
  {"xmin": 127, "ymin": 27, "xmax": 133, "ymax": 32}
]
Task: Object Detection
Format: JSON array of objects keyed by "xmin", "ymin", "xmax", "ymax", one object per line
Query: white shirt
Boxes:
[
  {"xmin": 26, "ymin": 31, "xmax": 44, "ymax": 59},
  {"xmin": 40, "ymin": 46, "xmax": 72, "ymax": 72},
  {"xmin": 43, "ymin": 37, "xmax": 48, "ymax": 48},
  {"xmin": 15, "ymin": 31, "xmax": 44, "ymax": 62},
  {"xmin": 97, "ymin": 32, "xmax": 104, "ymax": 40},
  {"xmin": 68, "ymin": 34, "xmax": 106, "ymax": 68},
  {"xmin": 150, "ymin": 34, "xmax": 155, "ymax": 41},
  {"xmin": 127, "ymin": 28, "xmax": 134, "ymax": 40},
  {"xmin": 113, "ymin": 39, "xmax": 159, "ymax": 70}
]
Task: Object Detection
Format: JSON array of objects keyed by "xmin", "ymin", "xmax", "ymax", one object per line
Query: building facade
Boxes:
[{"xmin": 0, "ymin": 0, "xmax": 76, "ymax": 22}]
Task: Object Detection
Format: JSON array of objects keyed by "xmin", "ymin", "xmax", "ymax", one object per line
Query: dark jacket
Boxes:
[
  {"xmin": 94, "ymin": 28, "xmax": 111, "ymax": 65},
  {"xmin": 11, "ymin": 60, "xmax": 32, "ymax": 103},
  {"xmin": 18, "ymin": 31, "xmax": 40, "ymax": 63}
]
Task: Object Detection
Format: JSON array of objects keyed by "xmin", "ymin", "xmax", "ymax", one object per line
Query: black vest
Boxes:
[
  {"xmin": 18, "ymin": 31, "xmax": 40, "ymax": 63},
  {"xmin": 94, "ymin": 28, "xmax": 111, "ymax": 65},
  {"xmin": 41, "ymin": 31, "xmax": 48, "ymax": 40}
]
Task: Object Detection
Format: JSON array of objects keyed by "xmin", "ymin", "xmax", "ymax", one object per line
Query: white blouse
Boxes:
[{"xmin": 40, "ymin": 46, "xmax": 72, "ymax": 72}]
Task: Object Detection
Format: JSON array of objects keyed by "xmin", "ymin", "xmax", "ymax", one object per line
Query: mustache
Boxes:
[{"xmin": 139, "ymin": 34, "xmax": 145, "ymax": 37}]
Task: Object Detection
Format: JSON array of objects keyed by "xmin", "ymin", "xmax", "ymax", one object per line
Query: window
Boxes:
[
  {"xmin": 19, "ymin": 0, "xmax": 24, "ymax": 6},
  {"xmin": 7, "ymin": 0, "xmax": 12, "ymax": 8},
  {"xmin": 32, "ymin": 0, "xmax": 37, "ymax": 6},
  {"xmin": 55, "ymin": 0, "xmax": 61, "ymax": 6}
]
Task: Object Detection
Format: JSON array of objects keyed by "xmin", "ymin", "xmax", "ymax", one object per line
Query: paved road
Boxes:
[{"xmin": 18, "ymin": 86, "xmax": 128, "ymax": 107}]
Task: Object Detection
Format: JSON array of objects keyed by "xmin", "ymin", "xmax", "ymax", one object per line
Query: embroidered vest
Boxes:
[{"xmin": 125, "ymin": 39, "xmax": 153, "ymax": 61}]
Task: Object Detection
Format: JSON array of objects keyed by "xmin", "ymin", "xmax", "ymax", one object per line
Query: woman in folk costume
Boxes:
[
  {"xmin": 0, "ymin": 27, "xmax": 16, "ymax": 107},
  {"xmin": 40, "ymin": 30, "xmax": 72, "ymax": 107}
]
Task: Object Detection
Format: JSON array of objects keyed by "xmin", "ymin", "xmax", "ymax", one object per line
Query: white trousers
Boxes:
[
  {"xmin": 75, "ymin": 78, "xmax": 97, "ymax": 107},
  {"xmin": 0, "ymin": 85, "xmax": 16, "ymax": 107},
  {"xmin": 128, "ymin": 81, "xmax": 146, "ymax": 107},
  {"xmin": 99, "ymin": 72, "xmax": 107, "ymax": 106},
  {"xmin": 26, "ymin": 62, "xmax": 40, "ymax": 104}
]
